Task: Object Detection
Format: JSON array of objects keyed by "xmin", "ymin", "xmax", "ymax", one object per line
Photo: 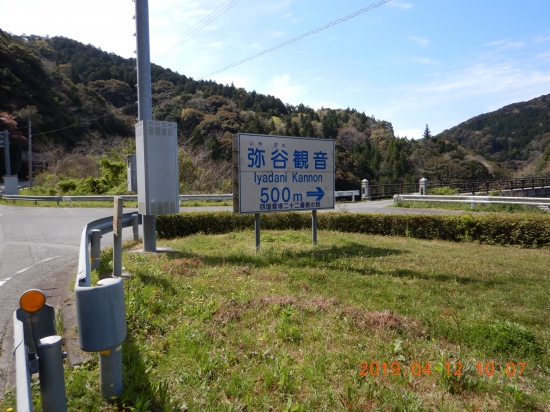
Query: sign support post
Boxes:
[
  {"xmin": 312, "ymin": 210, "xmax": 318, "ymax": 244},
  {"xmin": 255, "ymin": 213, "xmax": 261, "ymax": 251}
]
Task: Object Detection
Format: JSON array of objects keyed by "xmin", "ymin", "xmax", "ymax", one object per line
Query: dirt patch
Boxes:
[
  {"xmin": 341, "ymin": 307, "xmax": 418, "ymax": 333},
  {"xmin": 161, "ymin": 257, "xmax": 202, "ymax": 276}
]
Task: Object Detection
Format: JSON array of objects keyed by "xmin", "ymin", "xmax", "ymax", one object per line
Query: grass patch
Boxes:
[
  {"xmin": 394, "ymin": 200, "xmax": 549, "ymax": 214},
  {"xmin": 22, "ymin": 230, "xmax": 547, "ymax": 412}
]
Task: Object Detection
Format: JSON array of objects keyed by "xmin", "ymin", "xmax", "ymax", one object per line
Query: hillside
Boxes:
[
  {"xmin": 437, "ymin": 94, "xmax": 550, "ymax": 172},
  {"xmin": 1, "ymin": 28, "xmax": 533, "ymax": 191}
]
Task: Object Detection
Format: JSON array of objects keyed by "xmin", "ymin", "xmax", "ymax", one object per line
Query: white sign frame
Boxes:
[{"xmin": 238, "ymin": 133, "xmax": 335, "ymax": 214}]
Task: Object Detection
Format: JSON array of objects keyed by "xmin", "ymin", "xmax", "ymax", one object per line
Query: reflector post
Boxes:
[{"xmin": 20, "ymin": 289, "xmax": 46, "ymax": 313}]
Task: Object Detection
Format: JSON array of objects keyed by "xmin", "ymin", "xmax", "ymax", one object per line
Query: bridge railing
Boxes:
[
  {"xmin": 369, "ymin": 183, "xmax": 419, "ymax": 199},
  {"xmin": 369, "ymin": 177, "xmax": 550, "ymax": 199},
  {"xmin": 427, "ymin": 178, "xmax": 550, "ymax": 195}
]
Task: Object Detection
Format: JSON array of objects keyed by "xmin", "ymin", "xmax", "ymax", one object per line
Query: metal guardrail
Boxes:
[
  {"xmin": 3, "ymin": 192, "xmax": 360, "ymax": 204},
  {"xmin": 14, "ymin": 209, "xmax": 141, "ymax": 410},
  {"xmin": 13, "ymin": 311, "xmax": 33, "ymax": 412},
  {"xmin": 394, "ymin": 194, "xmax": 550, "ymax": 206},
  {"xmin": 1, "ymin": 194, "xmax": 233, "ymax": 205},
  {"xmin": 335, "ymin": 190, "xmax": 360, "ymax": 201}
]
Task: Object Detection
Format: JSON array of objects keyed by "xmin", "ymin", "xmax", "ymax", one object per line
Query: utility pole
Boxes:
[
  {"xmin": 135, "ymin": 0, "xmax": 156, "ymax": 251},
  {"xmin": 3, "ymin": 130, "xmax": 10, "ymax": 176},
  {"xmin": 28, "ymin": 120, "xmax": 32, "ymax": 188}
]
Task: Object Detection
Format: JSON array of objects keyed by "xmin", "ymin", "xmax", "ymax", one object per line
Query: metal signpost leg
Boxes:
[
  {"xmin": 255, "ymin": 213, "xmax": 261, "ymax": 251},
  {"xmin": 312, "ymin": 210, "xmax": 318, "ymax": 244},
  {"xmin": 132, "ymin": 213, "xmax": 139, "ymax": 241},
  {"xmin": 142, "ymin": 215, "xmax": 156, "ymax": 252}
]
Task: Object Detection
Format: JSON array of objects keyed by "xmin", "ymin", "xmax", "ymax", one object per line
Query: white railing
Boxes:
[{"xmin": 394, "ymin": 194, "xmax": 550, "ymax": 206}]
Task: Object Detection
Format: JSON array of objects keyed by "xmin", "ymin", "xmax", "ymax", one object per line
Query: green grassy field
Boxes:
[{"xmin": 2, "ymin": 230, "xmax": 549, "ymax": 411}]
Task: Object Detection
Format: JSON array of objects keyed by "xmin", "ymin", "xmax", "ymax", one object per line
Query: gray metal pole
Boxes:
[
  {"xmin": 37, "ymin": 336, "xmax": 67, "ymax": 412},
  {"xmin": 99, "ymin": 345, "xmax": 123, "ymax": 399},
  {"xmin": 135, "ymin": 0, "xmax": 156, "ymax": 252},
  {"xmin": 132, "ymin": 213, "xmax": 139, "ymax": 241},
  {"xmin": 113, "ymin": 234, "xmax": 122, "ymax": 277},
  {"xmin": 255, "ymin": 213, "xmax": 260, "ymax": 251},
  {"xmin": 3, "ymin": 130, "xmax": 11, "ymax": 176},
  {"xmin": 312, "ymin": 210, "xmax": 318, "ymax": 244},
  {"xmin": 91, "ymin": 229, "xmax": 101, "ymax": 273},
  {"xmin": 28, "ymin": 120, "xmax": 32, "ymax": 188}
]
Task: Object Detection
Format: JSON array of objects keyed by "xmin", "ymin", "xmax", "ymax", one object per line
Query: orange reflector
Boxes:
[{"xmin": 20, "ymin": 289, "xmax": 46, "ymax": 313}]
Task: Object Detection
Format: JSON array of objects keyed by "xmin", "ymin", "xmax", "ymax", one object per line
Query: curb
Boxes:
[{"xmin": 0, "ymin": 258, "xmax": 92, "ymax": 396}]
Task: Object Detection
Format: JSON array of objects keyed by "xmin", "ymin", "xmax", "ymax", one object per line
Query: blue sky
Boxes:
[{"xmin": 1, "ymin": 0, "xmax": 550, "ymax": 138}]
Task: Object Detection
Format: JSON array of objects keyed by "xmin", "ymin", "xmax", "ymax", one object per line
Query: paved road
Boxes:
[{"xmin": 0, "ymin": 204, "xmax": 141, "ymax": 345}]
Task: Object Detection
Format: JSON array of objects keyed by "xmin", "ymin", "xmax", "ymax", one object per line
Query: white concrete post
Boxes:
[
  {"xmin": 419, "ymin": 178, "xmax": 428, "ymax": 195},
  {"xmin": 361, "ymin": 179, "xmax": 370, "ymax": 200}
]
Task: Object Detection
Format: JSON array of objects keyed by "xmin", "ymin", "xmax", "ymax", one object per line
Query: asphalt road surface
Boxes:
[
  {"xmin": 0, "ymin": 204, "xmax": 141, "ymax": 344},
  {"xmin": 0, "ymin": 199, "xmax": 462, "ymax": 360}
]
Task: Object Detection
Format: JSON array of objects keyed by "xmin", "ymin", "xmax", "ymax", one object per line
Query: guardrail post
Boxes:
[
  {"xmin": 419, "ymin": 178, "xmax": 428, "ymax": 195},
  {"xmin": 99, "ymin": 345, "xmax": 123, "ymax": 399},
  {"xmin": 361, "ymin": 179, "xmax": 369, "ymax": 200},
  {"xmin": 132, "ymin": 213, "xmax": 139, "ymax": 241},
  {"xmin": 91, "ymin": 229, "xmax": 101, "ymax": 273},
  {"xmin": 113, "ymin": 198, "xmax": 123, "ymax": 277},
  {"xmin": 37, "ymin": 336, "xmax": 67, "ymax": 412}
]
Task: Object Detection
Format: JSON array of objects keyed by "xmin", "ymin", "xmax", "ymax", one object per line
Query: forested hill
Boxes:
[
  {"xmin": 3, "ymin": 28, "xmax": 545, "ymax": 189},
  {"xmin": 437, "ymin": 94, "xmax": 550, "ymax": 170}
]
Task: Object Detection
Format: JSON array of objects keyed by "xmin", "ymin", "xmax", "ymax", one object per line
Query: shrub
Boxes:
[
  {"xmin": 57, "ymin": 179, "xmax": 78, "ymax": 193},
  {"xmin": 156, "ymin": 212, "xmax": 550, "ymax": 248},
  {"xmin": 428, "ymin": 186, "xmax": 460, "ymax": 195}
]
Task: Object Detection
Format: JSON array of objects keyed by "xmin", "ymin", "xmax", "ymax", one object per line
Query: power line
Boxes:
[
  {"xmin": 152, "ymin": 0, "xmax": 242, "ymax": 63},
  {"xmin": 199, "ymin": 0, "xmax": 392, "ymax": 80}
]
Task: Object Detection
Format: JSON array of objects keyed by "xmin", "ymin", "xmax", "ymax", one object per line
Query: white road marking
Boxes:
[
  {"xmin": 0, "ymin": 256, "xmax": 62, "ymax": 288},
  {"xmin": 0, "ymin": 278, "xmax": 12, "ymax": 287},
  {"xmin": 16, "ymin": 256, "xmax": 62, "ymax": 274}
]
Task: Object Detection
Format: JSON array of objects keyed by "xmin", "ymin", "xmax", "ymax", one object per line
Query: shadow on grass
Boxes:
[
  {"xmin": 156, "ymin": 241, "xmax": 502, "ymax": 286},
  {"xmin": 120, "ymin": 332, "xmax": 163, "ymax": 411},
  {"xmin": 163, "ymin": 241, "xmax": 406, "ymax": 270},
  {"xmin": 134, "ymin": 271, "xmax": 178, "ymax": 294},
  {"xmin": 384, "ymin": 268, "xmax": 503, "ymax": 286}
]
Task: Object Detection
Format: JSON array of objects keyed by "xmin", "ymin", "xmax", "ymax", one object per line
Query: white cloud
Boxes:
[
  {"xmin": 409, "ymin": 36, "xmax": 430, "ymax": 47},
  {"xmin": 265, "ymin": 74, "xmax": 305, "ymax": 103},
  {"xmin": 388, "ymin": 1, "xmax": 413, "ymax": 10},
  {"xmin": 395, "ymin": 129, "xmax": 423, "ymax": 139},
  {"xmin": 534, "ymin": 35, "xmax": 550, "ymax": 43},
  {"xmin": 283, "ymin": 13, "xmax": 293, "ymax": 19},
  {"xmin": 267, "ymin": 30, "xmax": 286, "ymax": 39},
  {"xmin": 486, "ymin": 39, "xmax": 524, "ymax": 49},
  {"xmin": 501, "ymin": 42, "xmax": 524, "ymax": 49}
]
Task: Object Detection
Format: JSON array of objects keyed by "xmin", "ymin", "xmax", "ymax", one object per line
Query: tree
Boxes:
[{"xmin": 423, "ymin": 124, "xmax": 432, "ymax": 139}]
